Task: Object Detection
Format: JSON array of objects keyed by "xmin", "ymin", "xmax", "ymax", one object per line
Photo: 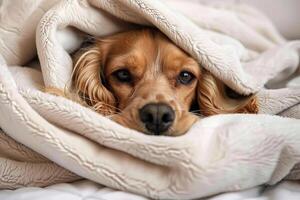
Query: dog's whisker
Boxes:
[
  {"xmin": 173, "ymin": 108, "xmax": 202, "ymax": 114},
  {"xmin": 190, "ymin": 112, "xmax": 205, "ymax": 117},
  {"xmin": 168, "ymin": 126, "xmax": 175, "ymax": 133}
]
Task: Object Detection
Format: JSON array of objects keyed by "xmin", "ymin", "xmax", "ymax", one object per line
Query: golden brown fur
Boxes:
[{"xmin": 69, "ymin": 28, "xmax": 258, "ymax": 136}]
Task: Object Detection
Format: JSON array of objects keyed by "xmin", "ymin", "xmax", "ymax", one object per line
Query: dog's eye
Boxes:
[
  {"xmin": 113, "ymin": 69, "xmax": 132, "ymax": 83},
  {"xmin": 178, "ymin": 71, "xmax": 195, "ymax": 85}
]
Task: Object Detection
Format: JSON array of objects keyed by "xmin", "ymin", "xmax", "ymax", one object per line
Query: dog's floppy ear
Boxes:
[
  {"xmin": 72, "ymin": 43, "xmax": 116, "ymax": 116},
  {"xmin": 197, "ymin": 69, "xmax": 258, "ymax": 116}
]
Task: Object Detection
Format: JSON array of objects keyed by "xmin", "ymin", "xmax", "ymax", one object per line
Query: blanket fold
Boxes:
[
  {"xmin": 0, "ymin": 0, "xmax": 300, "ymax": 199},
  {"xmin": 38, "ymin": 0, "xmax": 299, "ymax": 94}
]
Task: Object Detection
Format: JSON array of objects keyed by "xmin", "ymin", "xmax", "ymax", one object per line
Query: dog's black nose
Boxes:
[{"xmin": 139, "ymin": 103, "xmax": 175, "ymax": 135}]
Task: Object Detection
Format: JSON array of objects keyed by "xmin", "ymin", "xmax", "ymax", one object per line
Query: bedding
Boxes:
[
  {"xmin": 1, "ymin": 180, "xmax": 300, "ymax": 200},
  {"xmin": 0, "ymin": 0, "xmax": 300, "ymax": 199}
]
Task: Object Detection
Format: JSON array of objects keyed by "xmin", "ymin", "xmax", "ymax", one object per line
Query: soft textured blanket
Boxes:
[
  {"xmin": 2, "ymin": 179, "xmax": 300, "ymax": 200},
  {"xmin": 0, "ymin": 0, "xmax": 300, "ymax": 199}
]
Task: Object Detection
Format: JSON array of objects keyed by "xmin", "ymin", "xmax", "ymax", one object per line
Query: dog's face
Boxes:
[
  {"xmin": 104, "ymin": 30, "xmax": 201, "ymax": 136},
  {"xmin": 73, "ymin": 29, "xmax": 258, "ymax": 136}
]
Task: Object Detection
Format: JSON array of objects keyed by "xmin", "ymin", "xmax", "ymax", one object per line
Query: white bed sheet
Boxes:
[{"xmin": 0, "ymin": 180, "xmax": 300, "ymax": 200}]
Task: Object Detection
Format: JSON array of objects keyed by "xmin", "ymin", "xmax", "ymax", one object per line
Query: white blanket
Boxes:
[
  {"xmin": 1, "ymin": 180, "xmax": 300, "ymax": 200},
  {"xmin": 0, "ymin": 0, "xmax": 300, "ymax": 199}
]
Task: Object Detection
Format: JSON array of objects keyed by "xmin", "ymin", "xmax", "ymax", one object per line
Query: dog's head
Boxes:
[{"xmin": 73, "ymin": 28, "xmax": 258, "ymax": 136}]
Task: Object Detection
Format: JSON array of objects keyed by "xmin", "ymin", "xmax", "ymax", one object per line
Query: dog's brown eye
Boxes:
[
  {"xmin": 113, "ymin": 69, "xmax": 132, "ymax": 83},
  {"xmin": 178, "ymin": 71, "xmax": 195, "ymax": 85}
]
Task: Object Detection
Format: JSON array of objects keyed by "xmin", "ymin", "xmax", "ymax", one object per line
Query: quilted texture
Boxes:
[
  {"xmin": 37, "ymin": 0, "xmax": 297, "ymax": 94},
  {"xmin": 0, "ymin": 0, "xmax": 300, "ymax": 199},
  {"xmin": 0, "ymin": 0, "xmax": 60, "ymax": 65}
]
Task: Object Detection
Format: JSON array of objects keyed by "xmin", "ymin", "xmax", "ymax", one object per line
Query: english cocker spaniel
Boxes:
[{"xmin": 71, "ymin": 28, "xmax": 258, "ymax": 136}]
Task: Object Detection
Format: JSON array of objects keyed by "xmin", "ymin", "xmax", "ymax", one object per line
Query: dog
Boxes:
[{"xmin": 71, "ymin": 28, "xmax": 258, "ymax": 136}]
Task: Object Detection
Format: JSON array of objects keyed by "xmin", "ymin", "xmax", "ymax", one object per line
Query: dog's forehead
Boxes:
[
  {"xmin": 106, "ymin": 29, "xmax": 197, "ymax": 74},
  {"xmin": 133, "ymin": 31, "xmax": 191, "ymax": 66},
  {"xmin": 112, "ymin": 30, "xmax": 185, "ymax": 55}
]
